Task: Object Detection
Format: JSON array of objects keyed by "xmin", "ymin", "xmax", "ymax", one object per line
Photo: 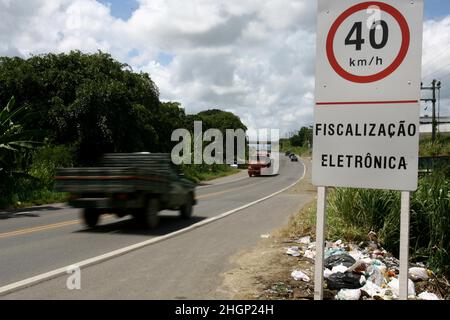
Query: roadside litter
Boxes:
[
  {"xmin": 418, "ymin": 292, "xmax": 440, "ymax": 300},
  {"xmin": 286, "ymin": 246, "xmax": 301, "ymax": 257},
  {"xmin": 284, "ymin": 236, "xmax": 445, "ymax": 300},
  {"xmin": 324, "ymin": 254, "xmax": 356, "ymax": 269},
  {"xmin": 335, "ymin": 289, "xmax": 361, "ymax": 300},
  {"xmin": 327, "ymin": 272, "xmax": 365, "ymax": 290},
  {"xmin": 291, "ymin": 270, "xmax": 310, "ymax": 282},
  {"xmin": 297, "ymin": 236, "xmax": 311, "ymax": 245},
  {"xmin": 409, "ymin": 267, "xmax": 430, "ymax": 282}
]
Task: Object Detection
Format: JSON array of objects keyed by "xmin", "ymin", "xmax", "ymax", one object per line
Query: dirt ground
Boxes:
[{"xmin": 219, "ymin": 237, "xmax": 316, "ymax": 300}]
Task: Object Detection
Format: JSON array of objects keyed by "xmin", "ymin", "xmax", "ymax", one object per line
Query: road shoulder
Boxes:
[{"xmin": 216, "ymin": 158, "xmax": 318, "ymax": 299}]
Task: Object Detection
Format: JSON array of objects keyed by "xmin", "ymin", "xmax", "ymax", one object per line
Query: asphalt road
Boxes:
[{"xmin": 0, "ymin": 155, "xmax": 311, "ymax": 299}]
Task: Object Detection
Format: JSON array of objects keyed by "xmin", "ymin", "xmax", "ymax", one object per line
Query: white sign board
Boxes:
[{"xmin": 312, "ymin": 0, "xmax": 424, "ymax": 191}]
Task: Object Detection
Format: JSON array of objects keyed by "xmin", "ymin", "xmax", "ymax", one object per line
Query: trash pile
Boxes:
[{"xmin": 286, "ymin": 236, "xmax": 446, "ymax": 300}]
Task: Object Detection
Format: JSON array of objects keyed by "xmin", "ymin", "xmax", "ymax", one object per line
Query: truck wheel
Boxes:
[
  {"xmin": 136, "ymin": 198, "xmax": 160, "ymax": 228},
  {"xmin": 83, "ymin": 208, "xmax": 100, "ymax": 228},
  {"xmin": 180, "ymin": 193, "xmax": 194, "ymax": 219}
]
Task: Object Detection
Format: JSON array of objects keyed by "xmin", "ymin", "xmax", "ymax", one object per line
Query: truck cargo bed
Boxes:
[{"xmin": 55, "ymin": 154, "xmax": 173, "ymax": 194}]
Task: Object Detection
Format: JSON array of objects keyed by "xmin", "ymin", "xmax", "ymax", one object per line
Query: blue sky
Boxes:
[
  {"xmin": 424, "ymin": 0, "xmax": 450, "ymax": 19},
  {"xmin": 97, "ymin": 0, "xmax": 138, "ymax": 20},
  {"xmin": 98, "ymin": 0, "xmax": 450, "ymax": 21}
]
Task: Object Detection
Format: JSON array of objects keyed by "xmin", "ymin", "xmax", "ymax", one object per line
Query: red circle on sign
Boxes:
[{"xmin": 326, "ymin": 1, "xmax": 410, "ymax": 83}]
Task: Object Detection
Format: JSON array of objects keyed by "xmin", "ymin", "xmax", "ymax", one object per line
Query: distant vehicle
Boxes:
[
  {"xmin": 55, "ymin": 153, "xmax": 196, "ymax": 229},
  {"xmin": 285, "ymin": 151, "xmax": 292, "ymax": 156},
  {"xmin": 291, "ymin": 155, "xmax": 299, "ymax": 162},
  {"xmin": 248, "ymin": 155, "xmax": 275, "ymax": 177}
]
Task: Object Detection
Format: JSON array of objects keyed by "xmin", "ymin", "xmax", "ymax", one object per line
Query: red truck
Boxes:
[{"xmin": 248, "ymin": 154, "xmax": 272, "ymax": 177}]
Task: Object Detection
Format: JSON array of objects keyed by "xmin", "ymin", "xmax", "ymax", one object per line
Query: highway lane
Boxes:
[{"xmin": 0, "ymin": 155, "xmax": 305, "ymax": 288}]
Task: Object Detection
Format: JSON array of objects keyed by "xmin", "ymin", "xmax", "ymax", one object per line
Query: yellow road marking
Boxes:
[
  {"xmin": 0, "ymin": 220, "xmax": 80, "ymax": 239},
  {"xmin": 0, "ymin": 183, "xmax": 255, "ymax": 239},
  {"xmin": 0, "ymin": 215, "xmax": 115, "ymax": 239}
]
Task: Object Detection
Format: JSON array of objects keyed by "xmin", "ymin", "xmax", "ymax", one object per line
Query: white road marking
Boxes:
[{"xmin": 0, "ymin": 161, "xmax": 307, "ymax": 297}]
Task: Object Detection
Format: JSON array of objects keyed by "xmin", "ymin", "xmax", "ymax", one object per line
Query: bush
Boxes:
[
  {"xmin": 29, "ymin": 144, "xmax": 74, "ymax": 186},
  {"xmin": 181, "ymin": 163, "xmax": 239, "ymax": 183},
  {"xmin": 420, "ymin": 136, "xmax": 450, "ymax": 157},
  {"xmin": 0, "ymin": 144, "xmax": 73, "ymax": 209}
]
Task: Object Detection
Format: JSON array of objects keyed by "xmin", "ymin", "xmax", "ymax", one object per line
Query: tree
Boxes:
[
  {"xmin": 291, "ymin": 126, "xmax": 313, "ymax": 148},
  {"xmin": 156, "ymin": 102, "xmax": 187, "ymax": 152},
  {"xmin": 0, "ymin": 51, "xmax": 161, "ymax": 164},
  {"xmin": 195, "ymin": 109, "xmax": 247, "ymax": 133}
]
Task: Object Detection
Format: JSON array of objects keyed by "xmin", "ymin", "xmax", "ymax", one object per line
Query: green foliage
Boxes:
[
  {"xmin": 0, "ymin": 144, "xmax": 73, "ymax": 208},
  {"xmin": 280, "ymin": 126, "xmax": 313, "ymax": 157},
  {"xmin": 420, "ymin": 136, "xmax": 450, "ymax": 157},
  {"xmin": 280, "ymin": 139, "xmax": 311, "ymax": 157},
  {"xmin": 290, "ymin": 127, "xmax": 313, "ymax": 148},
  {"xmin": 194, "ymin": 109, "xmax": 247, "ymax": 132},
  {"xmin": 327, "ymin": 172, "xmax": 450, "ymax": 276},
  {"xmin": 181, "ymin": 163, "xmax": 240, "ymax": 183},
  {"xmin": 0, "ymin": 51, "xmax": 164, "ymax": 164},
  {"xmin": 0, "ymin": 51, "xmax": 249, "ymax": 208},
  {"xmin": 29, "ymin": 144, "xmax": 74, "ymax": 184},
  {"xmin": 0, "ymin": 96, "xmax": 39, "ymax": 174}
]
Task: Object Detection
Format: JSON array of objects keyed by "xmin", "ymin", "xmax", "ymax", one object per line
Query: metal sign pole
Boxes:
[
  {"xmin": 399, "ymin": 191, "xmax": 411, "ymax": 300},
  {"xmin": 314, "ymin": 186, "xmax": 327, "ymax": 300}
]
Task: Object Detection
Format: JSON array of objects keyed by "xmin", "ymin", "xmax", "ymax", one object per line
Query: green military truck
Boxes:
[{"xmin": 55, "ymin": 153, "xmax": 197, "ymax": 228}]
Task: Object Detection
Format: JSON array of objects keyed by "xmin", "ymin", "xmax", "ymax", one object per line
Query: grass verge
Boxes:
[{"xmin": 280, "ymin": 171, "xmax": 450, "ymax": 278}]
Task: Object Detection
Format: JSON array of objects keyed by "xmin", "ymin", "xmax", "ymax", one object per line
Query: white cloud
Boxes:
[
  {"xmin": 421, "ymin": 16, "xmax": 450, "ymax": 118},
  {"xmin": 0, "ymin": 0, "xmax": 449, "ymax": 134}
]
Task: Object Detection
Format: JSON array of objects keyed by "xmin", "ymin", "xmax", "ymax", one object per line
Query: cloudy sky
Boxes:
[{"xmin": 1, "ymin": 0, "xmax": 449, "ymax": 136}]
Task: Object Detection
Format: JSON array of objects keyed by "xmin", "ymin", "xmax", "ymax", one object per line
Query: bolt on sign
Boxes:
[{"xmin": 313, "ymin": 0, "xmax": 424, "ymax": 191}]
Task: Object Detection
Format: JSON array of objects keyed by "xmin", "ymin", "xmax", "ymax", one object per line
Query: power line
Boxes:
[
  {"xmin": 422, "ymin": 45, "xmax": 450, "ymax": 69},
  {"xmin": 422, "ymin": 60, "xmax": 450, "ymax": 80},
  {"xmin": 437, "ymin": 72, "xmax": 450, "ymax": 83}
]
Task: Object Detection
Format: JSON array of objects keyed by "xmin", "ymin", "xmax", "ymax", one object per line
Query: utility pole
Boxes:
[{"xmin": 421, "ymin": 80, "xmax": 442, "ymax": 142}]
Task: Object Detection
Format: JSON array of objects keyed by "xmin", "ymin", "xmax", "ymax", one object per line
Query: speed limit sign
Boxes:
[
  {"xmin": 315, "ymin": 0, "xmax": 423, "ymax": 102},
  {"xmin": 326, "ymin": 1, "xmax": 410, "ymax": 84},
  {"xmin": 312, "ymin": 0, "xmax": 424, "ymax": 301},
  {"xmin": 313, "ymin": 0, "xmax": 424, "ymax": 191}
]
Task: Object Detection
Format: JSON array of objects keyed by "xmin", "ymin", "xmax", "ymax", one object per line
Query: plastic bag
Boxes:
[
  {"xmin": 304, "ymin": 249, "xmax": 315, "ymax": 259},
  {"xmin": 286, "ymin": 247, "xmax": 301, "ymax": 257},
  {"xmin": 366, "ymin": 265, "xmax": 384, "ymax": 287},
  {"xmin": 325, "ymin": 254, "xmax": 356, "ymax": 269},
  {"xmin": 409, "ymin": 267, "xmax": 429, "ymax": 282},
  {"xmin": 418, "ymin": 291, "xmax": 440, "ymax": 300},
  {"xmin": 331, "ymin": 264, "xmax": 348, "ymax": 274},
  {"xmin": 291, "ymin": 270, "xmax": 310, "ymax": 282},
  {"xmin": 335, "ymin": 289, "xmax": 361, "ymax": 300},
  {"xmin": 324, "ymin": 269, "xmax": 333, "ymax": 279},
  {"xmin": 324, "ymin": 248, "xmax": 346, "ymax": 259},
  {"xmin": 387, "ymin": 278, "xmax": 416, "ymax": 297},
  {"xmin": 361, "ymin": 280, "xmax": 385, "ymax": 298},
  {"xmin": 326, "ymin": 272, "xmax": 364, "ymax": 290},
  {"xmin": 297, "ymin": 236, "xmax": 311, "ymax": 245}
]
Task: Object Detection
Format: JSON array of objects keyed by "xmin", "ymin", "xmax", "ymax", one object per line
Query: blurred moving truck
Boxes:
[
  {"xmin": 248, "ymin": 154, "xmax": 276, "ymax": 177},
  {"xmin": 55, "ymin": 153, "xmax": 196, "ymax": 229}
]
